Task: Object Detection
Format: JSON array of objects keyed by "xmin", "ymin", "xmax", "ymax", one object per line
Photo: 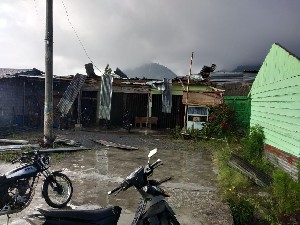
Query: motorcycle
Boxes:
[
  {"xmin": 0, "ymin": 150, "xmax": 73, "ymax": 216},
  {"xmin": 25, "ymin": 148, "xmax": 180, "ymax": 225}
]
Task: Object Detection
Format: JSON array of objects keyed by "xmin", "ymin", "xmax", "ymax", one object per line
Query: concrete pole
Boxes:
[
  {"xmin": 183, "ymin": 52, "xmax": 193, "ymax": 130},
  {"xmin": 44, "ymin": 0, "xmax": 53, "ymax": 144}
]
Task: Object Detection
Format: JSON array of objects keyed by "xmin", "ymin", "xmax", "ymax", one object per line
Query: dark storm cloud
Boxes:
[{"xmin": 0, "ymin": 0, "xmax": 299, "ymax": 76}]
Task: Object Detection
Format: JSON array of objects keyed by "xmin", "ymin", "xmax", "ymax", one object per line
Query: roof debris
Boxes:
[
  {"xmin": 91, "ymin": 139, "xmax": 138, "ymax": 151},
  {"xmin": 54, "ymin": 136, "xmax": 81, "ymax": 147}
]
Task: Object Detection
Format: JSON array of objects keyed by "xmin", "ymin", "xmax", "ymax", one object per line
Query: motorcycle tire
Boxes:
[{"xmin": 42, "ymin": 172, "xmax": 73, "ymax": 208}]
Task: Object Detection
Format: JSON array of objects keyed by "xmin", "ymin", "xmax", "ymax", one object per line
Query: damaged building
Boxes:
[{"xmin": 0, "ymin": 66, "xmax": 225, "ymax": 131}]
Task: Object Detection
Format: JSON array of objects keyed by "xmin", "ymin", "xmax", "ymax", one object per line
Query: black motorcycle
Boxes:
[
  {"xmin": 0, "ymin": 150, "xmax": 73, "ymax": 216},
  {"xmin": 25, "ymin": 148, "xmax": 180, "ymax": 225}
]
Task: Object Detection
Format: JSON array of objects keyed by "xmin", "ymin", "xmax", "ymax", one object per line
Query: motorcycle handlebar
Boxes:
[
  {"xmin": 150, "ymin": 159, "xmax": 162, "ymax": 169},
  {"xmin": 108, "ymin": 186, "xmax": 122, "ymax": 195}
]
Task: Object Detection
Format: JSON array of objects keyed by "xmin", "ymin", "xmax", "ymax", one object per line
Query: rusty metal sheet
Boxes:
[
  {"xmin": 57, "ymin": 74, "xmax": 86, "ymax": 115},
  {"xmin": 182, "ymin": 91, "xmax": 223, "ymax": 106}
]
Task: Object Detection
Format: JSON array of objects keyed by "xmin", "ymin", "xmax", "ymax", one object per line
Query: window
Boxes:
[{"xmin": 187, "ymin": 106, "xmax": 208, "ymax": 122}]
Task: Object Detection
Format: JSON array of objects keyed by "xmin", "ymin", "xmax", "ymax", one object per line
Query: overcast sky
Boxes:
[{"xmin": 0, "ymin": 0, "xmax": 299, "ymax": 76}]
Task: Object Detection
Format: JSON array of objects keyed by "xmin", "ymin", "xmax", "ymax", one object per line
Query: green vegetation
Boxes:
[
  {"xmin": 172, "ymin": 120, "xmax": 300, "ymax": 224},
  {"xmin": 240, "ymin": 124, "xmax": 265, "ymax": 163},
  {"xmin": 201, "ymin": 104, "xmax": 238, "ymax": 138},
  {"xmin": 212, "ymin": 125, "xmax": 300, "ymax": 224},
  {"xmin": 272, "ymin": 169, "xmax": 300, "ymax": 215}
]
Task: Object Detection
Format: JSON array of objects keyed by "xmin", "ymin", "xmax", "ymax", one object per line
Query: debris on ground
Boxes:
[
  {"xmin": 38, "ymin": 146, "xmax": 91, "ymax": 153},
  {"xmin": 91, "ymin": 139, "xmax": 138, "ymax": 151},
  {"xmin": 0, "ymin": 144, "xmax": 40, "ymax": 152},
  {"xmin": 228, "ymin": 154, "xmax": 273, "ymax": 187},
  {"xmin": 54, "ymin": 136, "xmax": 82, "ymax": 147},
  {"xmin": 0, "ymin": 139, "xmax": 29, "ymax": 145}
]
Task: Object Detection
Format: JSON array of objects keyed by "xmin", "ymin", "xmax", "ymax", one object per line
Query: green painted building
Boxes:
[{"xmin": 250, "ymin": 43, "xmax": 300, "ymax": 178}]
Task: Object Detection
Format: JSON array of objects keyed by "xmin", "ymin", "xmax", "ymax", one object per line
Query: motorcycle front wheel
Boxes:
[
  {"xmin": 42, "ymin": 172, "xmax": 73, "ymax": 208},
  {"xmin": 169, "ymin": 214, "xmax": 180, "ymax": 225}
]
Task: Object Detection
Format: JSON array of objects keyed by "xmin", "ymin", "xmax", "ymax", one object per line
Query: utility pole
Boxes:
[
  {"xmin": 183, "ymin": 52, "xmax": 193, "ymax": 130},
  {"xmin": 44, "ymin": 0, "xmax": 53, "ymax": 145}
]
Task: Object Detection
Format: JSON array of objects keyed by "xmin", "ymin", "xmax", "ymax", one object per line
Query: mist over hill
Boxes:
[
  {"xmin": 124, "ymin": 63, "xmax": 177, "ymax": 80},
  {"xmin": 232, "ymin": 65, "xmax": 261, "ymax": 72}
]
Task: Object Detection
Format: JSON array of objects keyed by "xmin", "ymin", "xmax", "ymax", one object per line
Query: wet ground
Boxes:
[{"xmin": 0, "ymin": 128, "xmax": 233, "ymax": 225}]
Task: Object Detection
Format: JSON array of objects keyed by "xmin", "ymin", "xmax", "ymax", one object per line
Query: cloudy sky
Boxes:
[{"xmin": 0, "ymin": 0, "xmax": 299, "ymax": 76}]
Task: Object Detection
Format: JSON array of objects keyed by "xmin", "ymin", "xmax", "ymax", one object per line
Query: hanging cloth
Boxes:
[{"xmin": 162, "ymin": 78, "xmax": 172, "ymax": 113}]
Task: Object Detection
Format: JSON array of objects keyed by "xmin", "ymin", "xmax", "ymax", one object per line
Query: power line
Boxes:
[{"xmin": 60, "ymin": 0, "xmax": 102, "ymax": 74}]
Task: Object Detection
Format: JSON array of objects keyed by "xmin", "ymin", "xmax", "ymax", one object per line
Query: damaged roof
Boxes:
[
  {"xmin": 210, "ymin": 71, "xmax": 257, "ymax": 83},
  {"xmin": 0, "ymin": 68, "xmax": 44, "ymax": 79}
]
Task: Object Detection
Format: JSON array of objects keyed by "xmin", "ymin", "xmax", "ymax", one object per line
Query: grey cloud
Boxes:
[{"xmin": 0, "ymin": 0, "xmax": 299, "ymax": 76}]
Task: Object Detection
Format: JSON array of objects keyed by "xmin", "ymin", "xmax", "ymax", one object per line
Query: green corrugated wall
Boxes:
[
  {"xmin": 250, "ymin": 43, "xmax": 300, "ymax": 157},
  {"xmin": 224, "ymin": 96, "xmax": 250, "ymax": 129}
]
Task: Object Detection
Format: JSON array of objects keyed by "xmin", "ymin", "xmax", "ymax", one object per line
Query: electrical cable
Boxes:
[{"xmin": 60, "ymin": 0, "xmax": 102, "ymax": 74}]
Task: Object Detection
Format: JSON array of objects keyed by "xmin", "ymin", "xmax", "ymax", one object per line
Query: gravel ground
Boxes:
[{"xmin": 0, "ymin": 128, "xmax": 233, "ymax": 225}]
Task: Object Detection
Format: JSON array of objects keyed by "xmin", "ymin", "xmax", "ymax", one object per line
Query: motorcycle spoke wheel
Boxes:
[{"xmin": 43, "ymin": 172, "xmax": 73, "ymax": 208}]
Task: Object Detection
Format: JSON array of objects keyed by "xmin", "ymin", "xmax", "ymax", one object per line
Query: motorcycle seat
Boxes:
[{"xmin": 38, "ymin": 206, "xmax": 122, "ymax": 222}]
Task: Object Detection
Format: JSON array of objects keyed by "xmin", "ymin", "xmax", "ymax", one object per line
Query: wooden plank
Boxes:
[
  {"xmin": 251, "ymin": 75, "xmax": 300, "ymax": 95},
  {"xmin": 250, "ymin": 110, "xmax": 300, "ymax": 132},
  {"xmin": 91, "ymin": 139, "xmax": 138, "ymax": 151},
  {"xmin": 251, "ymin": 118, "xmax": 299, "ymax": 156},
  {"xmin": 0, "ymin": 139, "xmax": 29, "ymax": 145},
  {"xmin": 38, "ymin": 147, "xmax": 91, "ymax": 153},
  {"xmin": 252, "ymin": 84, "xmax": 300, "ymax": 98},
  {"xmin": 252, "ymin": 101, "xmax": 300, "ymax": 110},
  {"xmin": 0, "ymin": 144, "xmax": 40, "ymax": 152},
  {"xmin": 251, "ymin": 92, "xmax": 300, "ymax": 102},
  {"xmin": 182, "ymin": 92, "xmax": 222, "ymax": 106},
  {"xmin": 251, "ymin": 105, "xmax": 300, "ymax": 119}
]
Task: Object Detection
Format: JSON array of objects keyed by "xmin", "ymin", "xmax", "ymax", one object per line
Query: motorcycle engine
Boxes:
[{"xmin": 10, "ymin": 178, "xmax": 31, "ymax": 206}]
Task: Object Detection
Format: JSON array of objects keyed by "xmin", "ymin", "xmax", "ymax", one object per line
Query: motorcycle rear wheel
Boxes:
[{"xmin": 42, "ymin": 172, "xmax": 73, "ymax": 208}]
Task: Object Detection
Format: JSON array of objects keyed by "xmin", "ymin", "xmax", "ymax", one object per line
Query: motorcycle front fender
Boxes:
[
  {"xmin": 141, "ymin": 200, "xmax": 166, "ymax": 225},
  {"xmin": 141, "ymin": 201, "xmax": 179, "ymax": 225},
  {"xmin": 165, "ymin": 201, "xmax": 176, "ymax": 217}
]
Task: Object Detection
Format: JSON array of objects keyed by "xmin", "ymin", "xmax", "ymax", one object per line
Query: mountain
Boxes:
[{"xmin": 124, "ymin": 63, "xmax": 177, "ymax": 80}]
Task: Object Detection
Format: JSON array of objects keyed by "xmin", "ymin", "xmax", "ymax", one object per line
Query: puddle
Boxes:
[{"xmin": 0, "ymin": 131, "xmax": 232, "ymax": 225}]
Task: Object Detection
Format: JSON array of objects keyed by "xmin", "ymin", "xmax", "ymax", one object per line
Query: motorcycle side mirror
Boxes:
[{"xmin": 148, "ymin": 148, "xmax": 157, "ymax": 163}]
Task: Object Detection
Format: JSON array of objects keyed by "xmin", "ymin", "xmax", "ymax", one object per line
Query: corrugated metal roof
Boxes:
[
  {"xmin": 98, "ymin": 75, "xmax": 113, "ymax": 120},
  {"xmin": 210, "ymin": 72, "xmax": 257, "ymax": 83},
  {"xmin": 0, "ymin": 68, "xmax": 44, "ymax": 78},
  {"xmin": 57, "ymin": 74, "xmax": 86, "ymax": 116}
]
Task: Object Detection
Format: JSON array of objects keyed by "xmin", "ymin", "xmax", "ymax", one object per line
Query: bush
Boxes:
[
  {"xmin": 229, "ymin": 197, "xmax": 255, "ymax": 225},
  {"xmin": 202, "ymin": 104, "xmax": 238, "ymax": 138},
  {"xmin": 241, "ymin": 124, "xmax": 265, "ymax": 163},
  {"xmin": 171, "ymin": 126, "xmax": 182, "ymax": 139},
  {"xmin": 272, "ymin": 169, "xmax": 300, "ymax": 215}
]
